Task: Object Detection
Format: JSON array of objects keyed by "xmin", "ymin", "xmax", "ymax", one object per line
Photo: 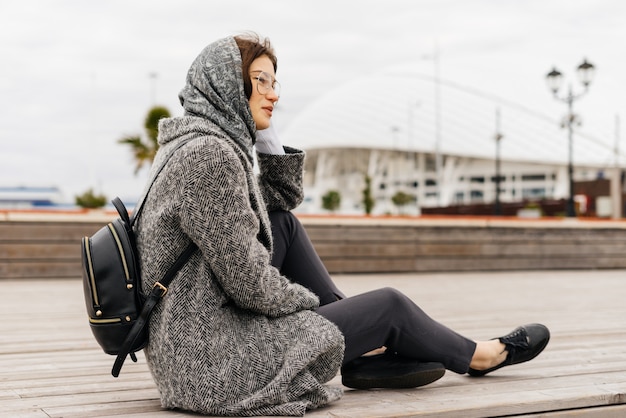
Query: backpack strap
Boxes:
[
  {"xmin": 112, "ymin": 197, "xmax": 131, "ymax": 225},
  {"xmin": 112, "ymin": 241, "xmax": 197, "ymax": 377}
]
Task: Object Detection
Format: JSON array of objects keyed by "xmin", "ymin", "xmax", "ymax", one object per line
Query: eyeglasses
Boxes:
[{"xmin": 251, "ymin": 70, "xmax": 281, "ymax": 98}]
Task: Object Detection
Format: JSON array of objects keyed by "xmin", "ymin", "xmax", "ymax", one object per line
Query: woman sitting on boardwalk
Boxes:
[{"xmin": 135, "ymin": 32, "xmax": 550, "ymax": 416}]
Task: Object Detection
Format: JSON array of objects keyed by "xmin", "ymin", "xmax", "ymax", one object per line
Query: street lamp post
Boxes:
[
  {"xmin": 149, "ymin": 72, "xmax": 158, "ymax": 105},
  {"xmin": 494, "ymin": 108, "xmax": 503, "ymax": 216},
  {"xmin": 545, "ymin": 59, "xmax": 596, "ymax": 217}
]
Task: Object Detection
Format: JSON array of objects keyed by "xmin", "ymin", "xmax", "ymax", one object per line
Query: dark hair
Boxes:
[{"xmin": 234, "ymin": 33, "xmax": 278, "ymax": 99}]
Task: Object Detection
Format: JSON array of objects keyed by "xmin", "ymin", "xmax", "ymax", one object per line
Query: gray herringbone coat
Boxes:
[{"xmin": 135, "ymin": 37, "xmax": 344, "ymax": 416}]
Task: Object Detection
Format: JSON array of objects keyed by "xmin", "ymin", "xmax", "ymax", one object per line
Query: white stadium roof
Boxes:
[{"xmin": 282, "ymin": 69, "xmax": 622, "ymax": 168}]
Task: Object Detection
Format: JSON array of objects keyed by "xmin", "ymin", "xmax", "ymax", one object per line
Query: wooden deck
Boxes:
[{"xmin": 2, "ymin": 269, "xmax": 626, "ymax": 417}]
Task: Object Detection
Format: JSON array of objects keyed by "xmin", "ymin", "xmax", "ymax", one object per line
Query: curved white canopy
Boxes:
[{"xmin": 282, "ymin": 71, "xmax": 619, "ymax": 168}]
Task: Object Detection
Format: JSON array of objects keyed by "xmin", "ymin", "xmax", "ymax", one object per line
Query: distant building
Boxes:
[
  {"xmin": 282, "ymin": 72, "xmax": 621, "ymax": 215},
  {"xmin": 0, "ymin": 186, "xmax": 65, "ymax": 209}
]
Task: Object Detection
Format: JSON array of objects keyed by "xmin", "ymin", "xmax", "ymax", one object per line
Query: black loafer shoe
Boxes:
[
  {"xmin": 468, "ymin": 323, "xmax": 550, "ymax": 377},
  {"xmin": 341, "ymin": 352, "xmax": 445, "ymax": 389}
]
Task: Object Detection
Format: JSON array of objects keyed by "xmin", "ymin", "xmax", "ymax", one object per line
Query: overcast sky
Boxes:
[{"xmin": 2, "ymin": 0, "xmax": 625, "ymax": 204}]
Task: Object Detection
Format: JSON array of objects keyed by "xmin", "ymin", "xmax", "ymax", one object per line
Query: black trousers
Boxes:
[{"xmin": 269, "ymin": 211, "xmax": 476, "ymax": 374}]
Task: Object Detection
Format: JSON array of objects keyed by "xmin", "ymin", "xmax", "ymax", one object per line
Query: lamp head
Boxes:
[
  {"xmin": 546, "ymin": 67, "xmax": 563, "ymax": 95},
  {"xmin": 577, "ymin": 58, "xmax": 595, "ymax": 88}
]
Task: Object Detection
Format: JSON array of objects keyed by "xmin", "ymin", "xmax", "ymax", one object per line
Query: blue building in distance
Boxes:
[{"xmin": 0, "ymin": 186, "xmax": 65, "ymax": 209}]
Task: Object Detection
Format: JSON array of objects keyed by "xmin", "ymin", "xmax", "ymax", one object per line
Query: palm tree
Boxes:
[{"xmin": 118, "ymin": 106, "xmax": 171, "ymax": 174}]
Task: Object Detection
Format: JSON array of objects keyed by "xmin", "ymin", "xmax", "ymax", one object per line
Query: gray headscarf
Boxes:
[{"xmin": 178, "ymin": 36, "xmax": 256, "ymax": 163}]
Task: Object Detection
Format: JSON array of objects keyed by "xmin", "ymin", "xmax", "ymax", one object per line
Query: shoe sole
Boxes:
[{"xmin": 342, "ymin": 365, "xmax": 445, "ymax": 390}]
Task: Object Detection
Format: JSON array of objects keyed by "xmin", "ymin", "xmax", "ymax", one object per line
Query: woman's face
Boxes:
[{"xmin": 248, "ymin": 55, "xmax": 279, "ymax": 130}]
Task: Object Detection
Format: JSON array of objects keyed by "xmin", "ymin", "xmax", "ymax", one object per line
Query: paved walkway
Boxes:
[{"xmin": 2, "ymin": 270, "xmax": 626, "ymax": 417}]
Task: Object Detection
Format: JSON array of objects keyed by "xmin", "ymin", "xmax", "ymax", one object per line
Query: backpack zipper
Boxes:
[
  {"xmin": 89, "ymin": 317, "xmax": 122, "ymax": 324},
  {"xmin": 83, "ymin": 236, "xmax": 99, "ymax": 307},
  {"xmin": 107, "ymin": 223, "xmax": 130, "ymax": 281}
]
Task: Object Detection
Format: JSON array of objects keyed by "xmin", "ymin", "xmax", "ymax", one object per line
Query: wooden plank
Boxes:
[
  {"xmin": 0, "ymin": 243, "xmax": 79, "ymax": 258},
  {"xmin": 322, "ymin": 254, "xmax": 626, "ymax": 273},
  {"xmin": 523, "ymin": 404, "xmax": 626, "ymax": 417},
  {"xmin": 0, "ymin": 222, "xmax": 103, "ymax": 241},
  {"xmin": 410, "ymin": 256, "xmax": 626, "ymax": 271},
  {"xmin": 314, "ymin": 241, "xmax": 626, "ymax": 257},
  {"xmin": 305, "ymin": 225, "xmax": 626, "ymax": 243},
  {"xmin": 0, "ymin": 261, "xmax": 82, "ymax": 279},
  {"xmin": 42, "ymin": 400, "xmax": 193, "ymax": 418}
]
